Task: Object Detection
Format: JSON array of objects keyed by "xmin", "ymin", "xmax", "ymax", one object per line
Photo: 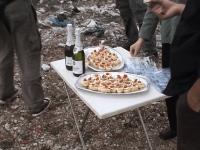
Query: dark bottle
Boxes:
[
  {"xmin": 65, "ymin": 24, "xmax": 75, "ymax": 71},
  {"xmin": 72, "ymin": 28, "xmax": 85, "ymax": 77}
]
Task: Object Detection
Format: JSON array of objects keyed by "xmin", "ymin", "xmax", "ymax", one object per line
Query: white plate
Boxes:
[
  {"xmin": 84, "ymin": 46, "xmax": 125, "ymax": 72},
  {"xmin": 75, "ymin": 72, "xmax": 150, "ymax": 95}
]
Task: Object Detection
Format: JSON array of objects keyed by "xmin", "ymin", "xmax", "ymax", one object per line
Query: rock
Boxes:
[
  {"xmin": 46, "ymin": 140, "xmax": 53, "ymax": 147},
  {"xmin": 33, "ymin": 143, "xmax": 38, "ymax": 146},
  {"xmin": 53, "ymin": 144, "xmax": 61, "ymax": 150},
  {"xmin": 20, "ymin": 117, "xmax": 24, "ymax": 121},
  {"xmin": 38, "ymin": 8, "xmax": 46, "ymax": 13},
  {"xmin": 0, "ymin": 140, "xmax": 14, "ymax": 149},
  {"xmin": 58, "ymin": 43, "xmax": 66, "ymax": 48},
  {"xmin": 11, "ymin": 105, "xmax": 19, "ymax": 110},
  {"xmin": 86, "ymin": 19, "xmax": 97, "ymax": 28},
  {"xmin": 41, "ymin": 64, "xmax": 50, "ymax": 71},
  {"xmin": 21, "ymin": 147, "xmax": 26, "ymax": 150},
  {"xmin": 4, "ymin": 123, "xmax": 10, "ymax": 131}
]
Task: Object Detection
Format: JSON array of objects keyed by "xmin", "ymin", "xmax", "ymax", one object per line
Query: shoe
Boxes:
[
  {"xmin": 159, "ymin": 129, "xmax": 177, "ymax": 140},
  {"xmin": 31, "ymin": 98, "xmax": 51, "ymax": 117},
  {"xmin": 0, "ymin": 90, "xmax": 18, "ymax": 105}
]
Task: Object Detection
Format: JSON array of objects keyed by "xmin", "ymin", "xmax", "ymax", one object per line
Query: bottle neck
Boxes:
[
  {"xmin": 74, "ymin": 34, "xmax": 83, "ymax": 52},
  {"xmin": 66, "ymin": 30, "xmax": 75, "ymax": 46}
]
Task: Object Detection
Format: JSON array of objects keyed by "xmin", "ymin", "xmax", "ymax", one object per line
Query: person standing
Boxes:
[
  {"xmin": 148, "ymin": 0, "xmax": 200, "ymax": 149},
  {"xmin": 0, "ymin": 0, "xmax": 51, "ymax": 116},
  {"xmin": 115, "ymin": 0, "xmax": 156, "ymax": 56},
  {"xmin": 130, "ymin": 0, "xmax": 187, "ymax": 140}
]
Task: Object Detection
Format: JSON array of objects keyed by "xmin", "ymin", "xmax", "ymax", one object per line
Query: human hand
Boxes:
[
  {"xmin": 147, "ymin": 0, "xmax": 185, "ymax": 19},
  {"xmin": 187, "ymin": 79, "xmax": 200, "ymax": 112},
  {"xmin": 130, "ymin": 38, "xmax": 144, "ymax": 57}
]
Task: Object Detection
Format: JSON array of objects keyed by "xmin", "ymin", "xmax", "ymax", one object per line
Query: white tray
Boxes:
[
  {"xmin": 84, "ymin": 46, "xmax": 125, "ymax": 72},
  {"xmin": 75, "ymin": 72, "xmax": 150, "ymax": 95}
]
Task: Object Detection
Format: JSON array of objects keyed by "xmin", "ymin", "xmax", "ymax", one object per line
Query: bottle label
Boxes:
[
  {"xmin": 73, "ymin": 60, "xmax": 83, "ymax": 74},
  {"xmin": 66, "ymin": 57, "xmax": 72, "ymax": 66}
]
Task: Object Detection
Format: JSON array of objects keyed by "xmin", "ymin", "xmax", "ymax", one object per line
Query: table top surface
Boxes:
[{"xmin": 50, "ymin": 47, "xmax": 167, "ymax": 119}]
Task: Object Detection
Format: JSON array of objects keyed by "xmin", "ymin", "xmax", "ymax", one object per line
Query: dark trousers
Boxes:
[
  {"xmin": 116, "ymin": 0, "xmax": 155, "ymax": 52},
  {"xmin": 162, "ymin": 43, "xmax": 171, "ymax": 68},
  {"xmin": 0, "ymin": 0, "xmax": 44, "ymax": 112},
  {"xmin": 177, "ymin": 93, "xmax": 200, "ymax": 150},
  {"xmin": 166, "ymin": 96, "xmax": 178, "ymax": 132},
  {"xmin": 162, "ymin": 43, "xmax": 178, "ymax": 132}
]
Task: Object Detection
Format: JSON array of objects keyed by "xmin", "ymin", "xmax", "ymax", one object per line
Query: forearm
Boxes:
[{"xmin": 139, "ymin": 10, "xmax": 159, "ymax": 40}]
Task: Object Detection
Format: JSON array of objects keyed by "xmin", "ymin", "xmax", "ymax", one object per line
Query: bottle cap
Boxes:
[{"xmin": 67, "ymin": 24, "xmax": 73, "ymax": 31}]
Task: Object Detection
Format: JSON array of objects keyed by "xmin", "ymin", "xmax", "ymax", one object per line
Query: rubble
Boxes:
[{"xmin": 0, "ymin": 0, "xmax": 172, "ymax": 150}]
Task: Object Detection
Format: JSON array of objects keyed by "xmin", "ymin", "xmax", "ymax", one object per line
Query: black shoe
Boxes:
[
  {"xmin": 31, "ymin": 98, "xmax": 51, "ymax": 117},
  {"xmin": 0, "ymin": 90, "xmax": 18, "ymax": 105},
  {"xmin": 159, "ymin": 129, "xmax": 177, "ymax": 140}
]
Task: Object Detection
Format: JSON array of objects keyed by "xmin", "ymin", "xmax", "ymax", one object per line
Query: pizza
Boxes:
[{"xmin": 80, "ymin": 73, "xmax": 146, "ymax": 93}]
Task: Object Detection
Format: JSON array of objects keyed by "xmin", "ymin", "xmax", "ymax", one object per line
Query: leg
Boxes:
[
  {"xmin": 129, "ymin": 0, "xmax": 147, "ymax": 28},
  {"xmin": 116, "ymin": 0, "xmax": 139, "ymax": 50},
  {"xmin": 0, "ymin": 20, "xmax": 15, "ymax": 102},
  {"xmin": 5, "ymin": 0, "xmax": 45, "ymax": 112},
  {"xmin": 177, "ymin": 93, "xmax": 200, "ymax": 150},
  {"xmin": 129, "ymin": 0, "xmax": 156, "ymax": 56},
  {"xmin": 166, "ymin": 96, "xmax": 178, "ymax": 132},
  {"xmin": 159, "ymin": 96, "xmax": 178, "ymax": 140},
  {"xmin": 162, "ymin": 43, "xmax": 171, "ymax": 68}
]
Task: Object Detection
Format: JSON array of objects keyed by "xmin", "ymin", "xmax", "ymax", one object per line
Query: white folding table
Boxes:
[{"xmin": 50, "ymin": 47, "xmax": 167, "ymax": 150}]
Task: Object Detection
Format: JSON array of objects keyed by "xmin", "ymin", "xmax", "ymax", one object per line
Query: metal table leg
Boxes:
[
  {"xmin": 64, "ymin": 83, "xmax": 87, "ymax": 150},
  {"xmin": 137, "ymin": 108, "xmax": 153, "ymax": 150},
  {"xmin": 80, "ymin": 108, "xmax": 90, "ymax": 132}
]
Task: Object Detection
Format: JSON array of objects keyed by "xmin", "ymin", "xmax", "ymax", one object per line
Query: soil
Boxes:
[{"xmin": 0, "ymin": 0, "xmax": 176, "ymax": 150}]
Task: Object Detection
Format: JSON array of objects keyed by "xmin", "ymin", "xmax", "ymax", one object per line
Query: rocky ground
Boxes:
[{"xmin": 0, "ymin": 0, "xmax": 176, "ymax": 150}]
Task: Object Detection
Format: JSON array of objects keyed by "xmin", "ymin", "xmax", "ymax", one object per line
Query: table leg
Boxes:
[
  {"xmin": 80, "ymin": 108, "xmax": 90, "ymax": 132},
  {"xmin": 64, "ymin": 83, "xmax": 87, "ymax": 150},
  {"xmin": 137, "ymin": 108, "xmax": 153, "ymax": 150}
]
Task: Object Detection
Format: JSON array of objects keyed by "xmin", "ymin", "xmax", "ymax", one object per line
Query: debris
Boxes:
[
  {"xmin": 48, "ymin": 13, "xmax": 73, "ymax": 27},
  {"xmin": 41, "ymin": 64, "xmax": 50, "ymax": 71},
  {"xmin": 82, "ymin": 19, "xmax": 105, "ymax": 37}
]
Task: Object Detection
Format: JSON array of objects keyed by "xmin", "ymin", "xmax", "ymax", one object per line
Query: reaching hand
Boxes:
[
  {"xmin": 147, "ymin": 0, "xmax": 185, "ymax": 19},
  {"xmin": 130, "ymin": 38, "xmax": 144, "ymax": 57}
]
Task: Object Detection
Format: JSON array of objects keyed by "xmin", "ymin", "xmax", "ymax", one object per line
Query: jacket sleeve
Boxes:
[{"xmin": 139, "ymin": 9, "xmax": 159, "ymax": 41}]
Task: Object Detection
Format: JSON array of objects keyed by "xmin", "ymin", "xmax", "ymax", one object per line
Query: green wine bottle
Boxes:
[{"xmin": 72, "ymin": 28, "xmax": 85, "ymax": 77}]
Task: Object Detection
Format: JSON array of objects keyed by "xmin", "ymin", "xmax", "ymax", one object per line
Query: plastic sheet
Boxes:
[{"xmin": 124, "ymin": 57, "xmax": 171, "ymax": 92}]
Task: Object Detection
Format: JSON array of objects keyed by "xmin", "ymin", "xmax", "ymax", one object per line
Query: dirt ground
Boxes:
[{"xmin": 0, "ymin": 0, "xmax": 176, "ymax": 150}]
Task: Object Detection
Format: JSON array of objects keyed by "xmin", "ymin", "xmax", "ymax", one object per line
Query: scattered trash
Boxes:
[
  {"xmin": 82, "ymin": 19, "xmax": 105, "ymax": 37},
  {"xmin": 48, "ymin": 13, "xmax": 72, "ymax": 27}
]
